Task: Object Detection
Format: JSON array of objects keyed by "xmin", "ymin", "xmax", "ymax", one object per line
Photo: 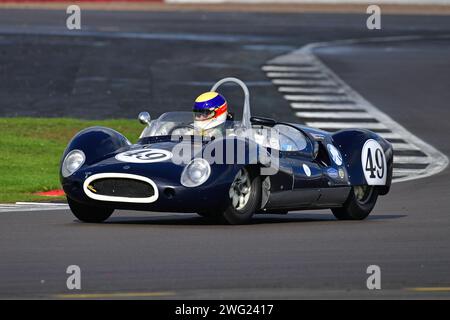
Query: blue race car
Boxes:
[{"xmin": 61, "ymin": 78, "xmax": 393, "ymax": 224}]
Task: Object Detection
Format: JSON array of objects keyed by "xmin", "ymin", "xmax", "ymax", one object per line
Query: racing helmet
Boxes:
[{"xmin": 193, "ymin": 92, "xmax": 228, "ymax": 130}]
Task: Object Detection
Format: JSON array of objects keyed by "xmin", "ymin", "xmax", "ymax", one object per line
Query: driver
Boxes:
[{"xmin": 193, "ymin": 91, "xmax": 228, "ymax": 137}]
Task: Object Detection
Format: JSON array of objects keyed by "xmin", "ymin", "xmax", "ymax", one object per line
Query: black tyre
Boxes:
[
  {"xmin": 67, "ymin": 197, "xmax": 114, "ymax": 223},
  {"xmin": 332, "ymin": 186, "xmax": 378, "ymax": 220},
  {"xmin": 220, "ymin": 167, "xmax": 261, "ymax": 225}
]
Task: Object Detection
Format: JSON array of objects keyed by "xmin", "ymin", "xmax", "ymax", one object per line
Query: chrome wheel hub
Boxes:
[
  {"xmin": 229, "ymin": 168, "xmax": 252, "ymax": 211},
  {"xmin": 354, "ymin": 185, "xmax": 373, "ymax": 204}
]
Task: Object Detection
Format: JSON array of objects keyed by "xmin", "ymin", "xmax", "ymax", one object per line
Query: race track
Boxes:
[{"xmin": 0, "ymin": 8, "xmax": 449, "ymax": 299}]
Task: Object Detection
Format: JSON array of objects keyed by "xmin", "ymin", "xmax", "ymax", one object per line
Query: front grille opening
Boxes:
[{"xmin": 90, "ymin": 178, "xmax": 154, "ymax": 198}]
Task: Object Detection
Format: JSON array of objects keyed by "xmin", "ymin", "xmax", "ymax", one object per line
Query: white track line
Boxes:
[
  {"xmin": 376, "ymin": 132, "xmax": 403, "ymax": 140},
  {"xmin": 305, "ymin": 122, "xmax": 388, "ymax": 130},
  {"xmin": 284, "ymin": 95, "xmax": 352, "ymax": 102},
  {"xmin": 296, "ymin": 112, "xmax": 373, "ymax": 119},
  {"xmin": 264, "ymin": 35, "xmax": 449, "ymax": 183},
  {"xmin": 394, "ymin": 156, "xmax": 430, "ymax": 164},
  {"xmin": 272, "ymin": 79, "xmax": 336, "ymax": 86},
  {"xmin": 392, "ymin": 143, "xmax": 421, "ymax": 151},
  {"xmin": 15, "ymin": 202, "xmax": 67, "ymax": 206},
  {"xmin": 279, "ymin": 87, "xmax": 345, "ymax": 94},
  {"xmin": 291, "ymin": 103, "xmax": 359, "ymax": 110},
  {"xmin": 267, "ymin": 72, "xmax": 327, "ymax": 79},
  {"xmin": 262, "ymin": 65, "xmax": 319, "ymax": 72},
  {"xmin": 393, "ymin": 168, "xmax": 427, "ymax": 175},
  {"xmin": 0, "ymin": 202, "xmax": 69, "ymax": 213}
]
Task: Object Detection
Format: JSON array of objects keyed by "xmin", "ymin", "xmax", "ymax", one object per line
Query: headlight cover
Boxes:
[
  {"xmin": 62, "ymin": 149, "xmax": 85, "ymax": 178},
  {"xmin": 181, "ymin": 158, "xmax": 211, "ymax": 187}
]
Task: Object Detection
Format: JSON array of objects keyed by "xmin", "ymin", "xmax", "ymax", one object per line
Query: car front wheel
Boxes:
[
  {"xmin": 332, "ymin": 185, "xmax": 378, "ymax": 220},
  {"xmin": 67, "ymin": 197, "xmax": 114, "ymax": 223},
  {"xmin": 220, "ymin": 167, "xmax": 261, "ymax": 225}
]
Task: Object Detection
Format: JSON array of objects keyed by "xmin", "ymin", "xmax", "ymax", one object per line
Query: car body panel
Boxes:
[
  {"xmin": 61, "ymin": 78, "xmax": 393, "ymax": 215},
  {"xmin": 61, "ymin": 123, "xmax": 392, "ymax": 213}
]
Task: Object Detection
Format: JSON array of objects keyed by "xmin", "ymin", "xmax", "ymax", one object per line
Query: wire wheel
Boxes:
[
  {"xmin": 229, "ymin": 168, "xmax": 252, "ymax": 211},
  {"xmin": 354, "ymin": 185, "xmax": 374, "ymax": 205},
  {"xmin": 332, "ymin": 185, "xmax": 378, "ymax": 221}
]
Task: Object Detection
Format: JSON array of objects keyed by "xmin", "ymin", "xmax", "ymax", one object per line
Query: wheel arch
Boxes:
[
  {"xmin": 61, "ymin": 126, "xmax": 131, "ymax": 167},
  {"xmin": 332, "ymin": 129, "xmax": 394, "ymax": 190}
]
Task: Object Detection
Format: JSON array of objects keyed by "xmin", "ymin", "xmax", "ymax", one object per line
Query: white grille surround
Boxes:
[{"xmin": 83, "ymin": 173, "xmax": 159, "ymax": 204}]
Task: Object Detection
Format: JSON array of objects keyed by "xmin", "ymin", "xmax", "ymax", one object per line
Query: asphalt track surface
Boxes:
[{"xmin": 1, "ymin": 9, "xmax": 450, "ymax": 299}]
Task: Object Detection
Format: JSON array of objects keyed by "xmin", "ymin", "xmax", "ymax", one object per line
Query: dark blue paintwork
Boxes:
[
  {"xmin": 61, "ymin": 121, "xmax": 393, "ymax": 213},
  {"xmin": 332, "ymin": 129, "xmax": 393, "ymax": 194}
]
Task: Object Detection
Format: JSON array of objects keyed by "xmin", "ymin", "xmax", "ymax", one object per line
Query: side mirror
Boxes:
[
  {"xmin": 138, "ymin": 112, "xmax": 151, "ymax": 125},
  {"xmin": 250, "ymin": 116, "xmax": 276, "ymax": 127}
]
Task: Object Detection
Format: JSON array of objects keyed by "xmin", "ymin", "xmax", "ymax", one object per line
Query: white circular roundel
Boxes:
[
  {"xmin": 115, "ymin": 148, "xmax": 173, "ymax": 164},
  {"xmin": 327, "ymin": 144, "xmax": 343, "ymax": 166},
  {"xmin": 303, "ymin": 164, "xmax": 311, "ymax": 177},
  {"xmin": 361, "ymin": 139, "xmax": 387, "ymax": 185}
]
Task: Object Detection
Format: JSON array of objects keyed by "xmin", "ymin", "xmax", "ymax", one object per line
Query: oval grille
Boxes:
[{"xmin": 89, "ymin": 178, "xmax": 154, "ymax": 198}]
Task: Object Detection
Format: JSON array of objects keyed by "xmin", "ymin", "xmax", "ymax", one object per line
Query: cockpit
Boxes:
[{"xmin": 138, "ymin": 78, "xmax": 310, "ymax": 153}]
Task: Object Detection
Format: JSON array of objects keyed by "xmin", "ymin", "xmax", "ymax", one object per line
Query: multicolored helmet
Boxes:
[{"xmin": 193, "ymin": 92, "xmax": 228, "ymax": 130}]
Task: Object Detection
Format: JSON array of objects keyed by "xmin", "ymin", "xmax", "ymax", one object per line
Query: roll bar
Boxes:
[{"xmin": 210, "ymin": 77, "xmax": 251, "ymax": 130}]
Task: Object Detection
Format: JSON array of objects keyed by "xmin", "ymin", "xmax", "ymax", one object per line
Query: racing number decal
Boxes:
[
  {"xmin": 365, "ymin": 149, "xmax": 384, "ymax": 179},
  {"xmin": 361, "ymin": 140, "xmax": 387, "ymax": 185},
  {"xmin": 115, "ymin": 148, "xmax": 173, "ymax": 163}
]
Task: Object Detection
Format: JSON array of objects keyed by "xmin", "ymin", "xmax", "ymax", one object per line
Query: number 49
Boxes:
[{"xmin": 365, "ymin": 147, "xmax": 385, "ymax": 179}]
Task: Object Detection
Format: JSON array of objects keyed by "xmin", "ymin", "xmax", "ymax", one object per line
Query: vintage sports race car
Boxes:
[{"xmin": 61, "ymin": 78, "xmax": 393, "ymax": 224}]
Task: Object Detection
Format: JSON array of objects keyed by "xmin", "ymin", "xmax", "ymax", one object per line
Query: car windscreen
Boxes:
[
  {"xmin": 140, "ymin": 112, "xmax": 193, "ymax": 137},
  {"xmin": 140, "ymin": 112, "xmax": 243, "ymax": 138}
]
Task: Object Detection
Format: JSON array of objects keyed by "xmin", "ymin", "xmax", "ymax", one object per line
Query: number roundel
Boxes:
[
  {"xmin": 361, "ymin": 140, "xmax": 387, "ymax": 185},
  {"xmin": 115, "ymin": 148, "xmax": 173, "ymax": 163}
]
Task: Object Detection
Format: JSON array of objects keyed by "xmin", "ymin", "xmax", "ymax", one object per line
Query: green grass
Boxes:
[{"xmin": 0, "ymin": 118, "xmax": 142, "ymax": 203}]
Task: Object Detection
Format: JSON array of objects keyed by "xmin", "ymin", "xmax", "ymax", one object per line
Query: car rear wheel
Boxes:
[
  {"xmin": 220, "ymin": 167, "xmax": 261, "ymax": 225},
  {"xmin": 67, "ymin": 197, "xmax": 114, "ymax": 223},
  {"xmin": 332, "ymin": 185, "xmax": 378, "ymax": 220}
]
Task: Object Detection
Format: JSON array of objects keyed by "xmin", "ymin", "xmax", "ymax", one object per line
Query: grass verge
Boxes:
[{"xmin": 0, "ymin": 118, "xmax": 141, "ymax": 203}]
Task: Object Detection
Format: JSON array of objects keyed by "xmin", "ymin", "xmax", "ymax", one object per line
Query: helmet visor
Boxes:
[{"xmin": 194, "ymin": 108, "xmax": 216, "ymax": 121}]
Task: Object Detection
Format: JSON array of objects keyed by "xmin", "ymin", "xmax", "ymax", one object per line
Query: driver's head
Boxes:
[{"xmin": 193, "ymin": 92, "xmax": 227, "ymax": 131}]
